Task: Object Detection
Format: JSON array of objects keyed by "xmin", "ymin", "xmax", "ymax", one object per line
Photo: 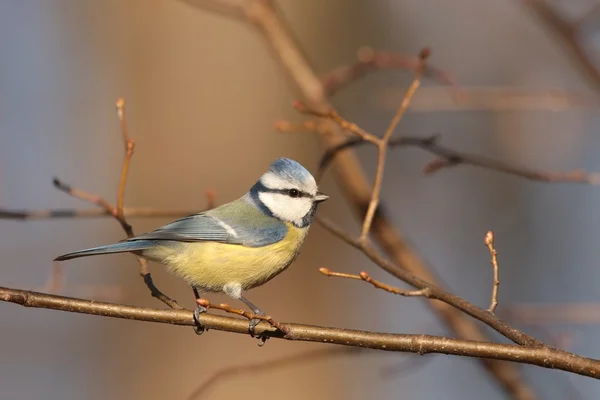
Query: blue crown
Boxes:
[{"xmin": 268, "ymin": 158, "xmax": 313, "ymax": 183}]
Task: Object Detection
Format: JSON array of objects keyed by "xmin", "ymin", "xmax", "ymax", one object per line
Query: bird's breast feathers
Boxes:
[{"xmin": 145, "ymin": 222, "xmax": 309, "ymax": 291}]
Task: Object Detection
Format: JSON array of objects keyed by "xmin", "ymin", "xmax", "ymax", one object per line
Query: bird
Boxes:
[{"xmin": 54, "ymin": 157, "xmax": 329, "ymax": 335}]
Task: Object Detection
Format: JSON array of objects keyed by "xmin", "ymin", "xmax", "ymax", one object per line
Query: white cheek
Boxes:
[{"xmin": 259, "ymin": 192, "xmax": 312, "ymax": 224}]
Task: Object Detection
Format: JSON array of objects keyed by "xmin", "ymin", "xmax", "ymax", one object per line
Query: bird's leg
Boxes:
[
  {"xmin": 222, "ymin": 283, "xmax": 268, "ymax": 340},
  {"xmin": 240, "ymin": 295, "xmax": 266, "ymax": 336},
  {"xmin": 192, "ymin": 286, "xmax": 207, "ymax": 335}
]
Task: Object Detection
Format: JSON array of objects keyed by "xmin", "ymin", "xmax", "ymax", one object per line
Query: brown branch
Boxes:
[
  {"xmin": 321, "ymin": 46, "xmax": 460, "ymax": 98},
  {"xmin": 485, "ymin": 231, "xmax": 500, "ymax": 313},
  {"xmin": 293, "ymin": 101, "xmax": 378, "ymax": 142},
  {"xmin": 196, "ymin": 298, "xmax": 285, "ymax": 333},
  {"xmin": 503, "ymin": 303, "xmax": 600, "ymax": 325},
  {"xmin": 112, "ymin": 99, "xmax": 153, "ymax": 286},
  {"xmin": 319, "ymin": 268, "xmax": 429, "ymax": 297},
  {"xmin": 1, "ymin": 285, "xmax": 600, "ymax": 380},
  {"xmin": 188, "ymin": 347, "xmax": 360, "ymax": 400},
  {"xmin": 314, "ymin": 135, "xmax": 600, "ymax": 185},
  {"xmin": 521, "ymin": 0, "xmax": 600, "ymax": 94},
  {"xmin": 380, "ymin": 86, "xmax": 595, "ymax": 112},
  {"xmin": 317, "ymin": 216, "xmax": 543, "ymax": 347},
  {"xmin": 361, "ymin": 48, "xmax": 427, "ymax": 241},
  {"xmin": 115, "ymin": 98, "xmax": 134, "ymax": 225}
]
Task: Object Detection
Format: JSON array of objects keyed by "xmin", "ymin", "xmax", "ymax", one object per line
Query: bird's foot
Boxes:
[
  {"xmin": 193, "ymin": 304, "xmax": 208, "ymax": 335},
  {"xmin": 248, "ymin": 310, "xmax": 271, "ymax": 346},
  {"xmin": 248, "ymin": 310, "xmax": 265, "ymax": 337}
]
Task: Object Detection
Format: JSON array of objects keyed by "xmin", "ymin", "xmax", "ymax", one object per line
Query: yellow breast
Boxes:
[{"xmin": 149, "ymin": 222, "xmax": 309, "ymax": 292}]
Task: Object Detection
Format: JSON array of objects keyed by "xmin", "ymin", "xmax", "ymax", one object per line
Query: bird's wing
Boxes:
[
  {"xmin": 126, "ymin": 213, "xmax": 232, "ymax": 243},
  {"xmin": 126, "ymin": 198, "xmax": 288, "ymax": 248}
]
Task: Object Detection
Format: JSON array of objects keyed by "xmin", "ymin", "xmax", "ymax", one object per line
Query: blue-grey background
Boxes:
[{"xmin": 1, "ymin": 0, "xmax": 599, "ymax": 399}]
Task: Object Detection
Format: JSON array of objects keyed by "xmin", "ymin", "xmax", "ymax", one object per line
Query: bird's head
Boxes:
[{"xmin": 248, "ymin": 158, "xmax": 329, "ymax": 227}]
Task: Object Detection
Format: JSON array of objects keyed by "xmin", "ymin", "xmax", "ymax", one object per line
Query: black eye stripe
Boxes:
[{"xmin": 264, "ymin": 188, "xmax": 311, "ymax": 198}]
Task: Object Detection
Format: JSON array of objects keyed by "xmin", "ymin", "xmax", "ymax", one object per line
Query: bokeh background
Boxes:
[{"xmin": 1, "ymin": 0, "xmax": 600, "ymax": 399}]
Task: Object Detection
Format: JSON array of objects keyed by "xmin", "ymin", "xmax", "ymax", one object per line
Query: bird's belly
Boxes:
[{"xmin": 145, "ymin": 226, "xmax": 308, "ymax": 292}]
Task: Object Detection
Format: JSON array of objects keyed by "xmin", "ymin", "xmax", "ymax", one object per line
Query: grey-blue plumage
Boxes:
[{"xmin": 53, "ymin": 240, "xmax": 157, "ymax": 261}]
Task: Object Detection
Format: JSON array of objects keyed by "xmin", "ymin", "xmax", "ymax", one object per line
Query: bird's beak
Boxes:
[{"xmin": 314, "ymin": 192, "xmax": 329, "ymax": 203}]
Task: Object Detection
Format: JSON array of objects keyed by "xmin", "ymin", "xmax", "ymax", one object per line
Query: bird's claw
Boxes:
[
  {"xmin": 248, "ymin": 311, "xmax": 270, "ymax": 345},
  {"xmin": 193, "ymin": 304, "xmax": 208, "ymax": 335}
]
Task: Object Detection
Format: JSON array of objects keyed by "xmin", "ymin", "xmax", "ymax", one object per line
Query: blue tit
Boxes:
[{"xmin": 54, "ymin": 157, "xmax": 329, "ymax": 334}]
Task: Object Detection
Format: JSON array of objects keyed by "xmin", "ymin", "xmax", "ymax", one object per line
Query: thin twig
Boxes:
[
  {"xmin": 360, "ymin": 48, "xmax": 429, "ymax": 241},
  {"xmin": 485, "ymin": 231, "xmax": 500, "ymax": 313},
  {"xmin": 115, "ymin": 98, "xmax": 134, "ymax": 226},
  {"xmin": 313, "ymin": 135, "xmax": 600, "ymax": 185},
  {"xmin": 196, "ymin": 298, "xmax": 285, "ymax": 333},
  {"xmin": 1, "ymin": 286, "xmax": 600, "ymax": 379},
  {"xmin": 380, "ymin": 86, "xmax": 594, "ymax": 112},
  {"xmin": 188, "ymin": 347, "xmax": 360, "ymax": 400},
  {"xmin": 321, "ymin": 46, "xmax": 460, "ymax": 98},
  {"xmin": 319, "ymin": 268, "xmax": 429, "ymax": 297},
  {"xmin": 292, "ymin": 101, "xmax": 378, "ymax": 142},
  {"xmin": 52, "ymin": 178, "xmax": 116, "ymax": 216}
]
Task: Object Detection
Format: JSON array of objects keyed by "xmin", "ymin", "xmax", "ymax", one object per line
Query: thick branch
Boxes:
[{"xmin": 0, "ymin": 285, "xmax": 599, "ymax": 379}]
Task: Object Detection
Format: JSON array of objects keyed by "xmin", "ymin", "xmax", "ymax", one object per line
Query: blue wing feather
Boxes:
[
  {"xmin": 127, "ymin": 214, "xmax": 230, "ymax": 243},
  {"xmin": 125, "ymin": 198, "xmax": 288, "ymax": 248}
]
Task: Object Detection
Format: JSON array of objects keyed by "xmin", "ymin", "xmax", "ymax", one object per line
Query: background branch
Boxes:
[
  {"xmin": 0, "ymin": 207, "xmax": 198, "ymax": 221},
  {"xmin": 314, "ymin": 135, "xmax": 600, "ymax": 185},
  {"xmin": 188, "ymin": 347, "xmax": 361, "ymax": 400},
  {"xmin": 521, "ymin": 0, "xmax": 600, "ymax": 93}
]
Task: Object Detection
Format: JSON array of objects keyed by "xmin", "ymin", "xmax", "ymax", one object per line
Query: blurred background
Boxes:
[{"xmin": 1, "ymin": 0, "xmax": 600, "ymax": 399}]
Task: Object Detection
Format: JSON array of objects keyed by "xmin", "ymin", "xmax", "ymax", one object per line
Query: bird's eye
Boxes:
[{"xmin": 288, "ymin": 189, "xmax": 300, "ymax": 198}]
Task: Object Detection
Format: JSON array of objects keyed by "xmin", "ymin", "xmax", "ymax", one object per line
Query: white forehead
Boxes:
[{"xmin": 260, "ymin": 171, "xmax": 317, "ymax": 194}]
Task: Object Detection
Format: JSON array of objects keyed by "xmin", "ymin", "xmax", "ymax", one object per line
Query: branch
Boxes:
[
  {"xmin": 196, "ymin": 298, "xmax": 286, "ymax": 334},
  {"xmin": 317, "ymin": 217, "xmax": 543, "ymax": 347},
  {"xmin": 521, "ymin": 0, "xmax": 600, "ymax": 93},
  {"xmin": 485, "ymin": 231, "xmax": 500, "ymax": 313},
  {"xmin": 313, "ymin": 135, "xmax": 600, "ymax": 185},
  {"xmin": 503, "ymin": 303, "xmax": 600, "ymax": 325},
  {"xmin": 0, "ymin": 207, "xmax": 198, "ymax": 221},
  {"xmin": 360, "ymin": 48, "xmax": 427, "ymax": 241},
  {"xmin": 1, "ymin": 286, "xmax": 599, "ymax": 379},
  {"xmin": 188, "ymin": 347, "xmax": 360, "ymax": 400},
  {"xmin": 321, "ymin": 46, "xmax": 460, "ymax": 98},
  {"xmin": 319, "ymin": 268, "xmax": 429, "ymax": 297},
  {"xmin": 380, "ymin": 86, "xmax": 595, "ymax": 112}
]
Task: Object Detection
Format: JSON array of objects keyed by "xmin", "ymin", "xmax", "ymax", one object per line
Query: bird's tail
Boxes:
[{"xmin": 54, "ymin": 240, "xmax": 155, "ymax": 261}]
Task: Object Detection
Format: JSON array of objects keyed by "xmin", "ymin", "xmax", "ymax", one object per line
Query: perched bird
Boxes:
[{"xmin": 54, "ymin": 157, "xmax": 329, "ymax": 334}]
